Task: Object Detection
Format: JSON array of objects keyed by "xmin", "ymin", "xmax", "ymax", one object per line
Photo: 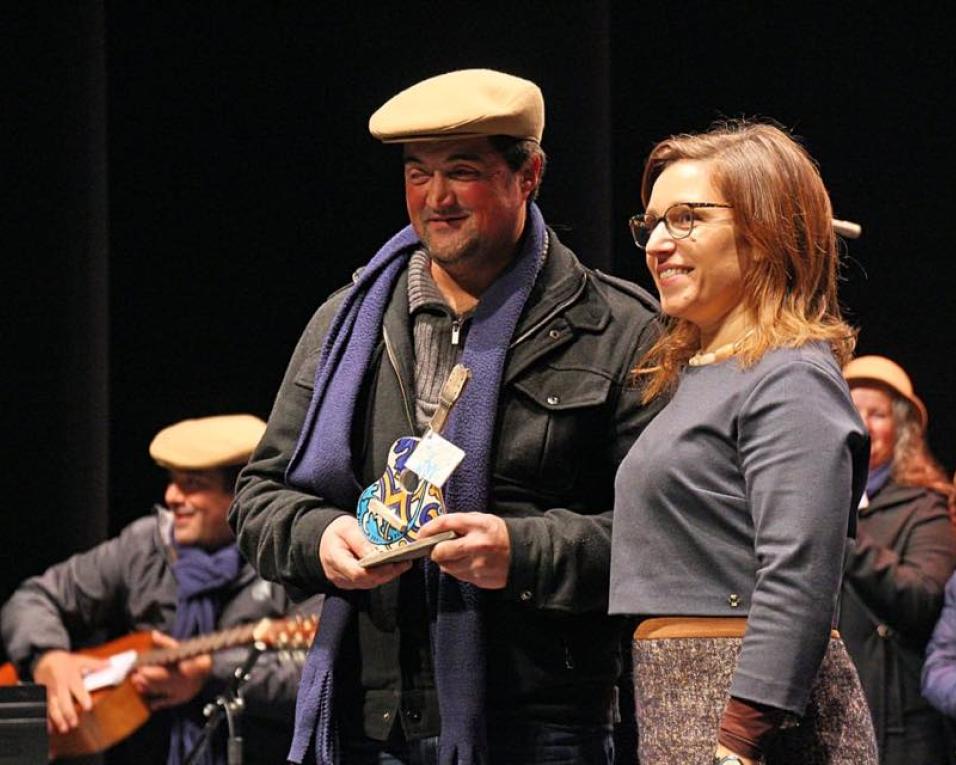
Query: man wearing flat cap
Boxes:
[
  {"xmin": 2, "ymin": 414, "xmax": 316, "ymax": 765},
  {"xmin": 231, "ymin": 69, "xmax": 660, "ymax": 764}
]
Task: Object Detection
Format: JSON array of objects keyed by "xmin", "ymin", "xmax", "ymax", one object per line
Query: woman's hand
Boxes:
[{"xmin": 714, "ymin": 744, "xmax": 758, "ymax": 765}]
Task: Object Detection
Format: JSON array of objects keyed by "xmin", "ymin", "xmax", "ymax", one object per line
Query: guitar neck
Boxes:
[
  {"xmin": 426, "ymin": 363, "xmax": 470, "ymax": 436},
  {"xmin": 133, "ymin": 623, "xmax": 259, "ymax": 668}
]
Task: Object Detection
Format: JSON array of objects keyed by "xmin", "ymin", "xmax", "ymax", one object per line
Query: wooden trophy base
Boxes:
[{"xmin": 359, "ymin": 531, "xmax": 457, "ymax": 568}]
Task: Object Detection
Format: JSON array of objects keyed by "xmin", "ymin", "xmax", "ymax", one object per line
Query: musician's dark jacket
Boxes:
[
  {"xmin": 0, "ymin": 509, "xmax": 315, "ymax": 765},
  {"xmin": 229, "ymin": 229, "xmax": 662, "ymax": 741}
]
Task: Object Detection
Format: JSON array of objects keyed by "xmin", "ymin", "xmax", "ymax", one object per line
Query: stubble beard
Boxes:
[{"xmin": 421, "ymin": 227, "xmax": 483, "ymax": 269}]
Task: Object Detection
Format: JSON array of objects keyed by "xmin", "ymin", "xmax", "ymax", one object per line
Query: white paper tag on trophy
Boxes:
[{"xmin": 405, "ymin": 431, "xmax": 465, "ymax": 488}]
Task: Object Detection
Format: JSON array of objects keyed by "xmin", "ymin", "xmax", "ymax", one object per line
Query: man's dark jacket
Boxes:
[{"xmin": 229, "ymin": 230, "xmax": 660, "ymax": 738}]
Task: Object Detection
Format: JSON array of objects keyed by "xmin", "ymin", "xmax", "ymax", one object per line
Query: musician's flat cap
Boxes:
[
  {"xmin": 149, "ymin": 414, "xmax": 267, "ymax": 470},
  {"xmin": 369, "ymin": 69, "xmax": 544, "ymax": 144}
]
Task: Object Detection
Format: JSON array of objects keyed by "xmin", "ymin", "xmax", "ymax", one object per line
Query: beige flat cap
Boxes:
[
  {"xmin": 149, "ymin": 414, "xmax": 267, "ymax": 470},
  {"xmin": 844, "ymin": 355, "xmax": 928, "ymax": 429},
  {"xmin": 369, "ymin": 68, "xmax": 544, "ymax": 144}
]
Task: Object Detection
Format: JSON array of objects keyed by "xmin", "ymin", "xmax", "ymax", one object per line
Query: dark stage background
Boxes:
[{"xmin": 3, "ymin": 3, "xmax": 955, "ymax": 633}]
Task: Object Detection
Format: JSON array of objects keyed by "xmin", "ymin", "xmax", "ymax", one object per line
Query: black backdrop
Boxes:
[{"xmin": 4, "ymin": 3, "xmax": 955, "ymax": 627}]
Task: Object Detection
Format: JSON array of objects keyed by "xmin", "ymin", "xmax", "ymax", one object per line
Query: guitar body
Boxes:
[
  {"xmin": 0, "ymin": 616, "xmax": 316, "ymax": 758},
  {"xmin": 0, "ymin": 662, "xmax": 18, "ymax": 685},
  {"xmin": 52, "ymin": 677, "xmax": 151, "ymax": 759},
  {"xmin": 0, "ymin": 632, "xmax": 155, "ymax": 759},
  {"xmin": 52, "ymin": 632, "xmax": 153, "ymax": 758},
  {"xmin": 357, "ymin": 436, "xmax": 447, "ymax": 547}
]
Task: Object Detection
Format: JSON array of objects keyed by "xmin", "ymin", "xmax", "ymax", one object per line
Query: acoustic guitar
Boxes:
[{"xmin": 0, "ymin": 614, "xmax": 317, "ymax": 759}]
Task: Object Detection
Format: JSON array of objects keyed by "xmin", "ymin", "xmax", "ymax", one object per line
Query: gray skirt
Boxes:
[{"xmin": 631, "ymin": 621, "xmax": 877, "ymax": 764}]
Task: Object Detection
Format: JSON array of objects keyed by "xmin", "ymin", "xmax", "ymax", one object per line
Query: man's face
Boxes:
[
  {"xmin": 165, "ymin": 469, "xmax": 235, "ymax": 550},
  {"xmin": 403, "ymin": 137, "xmax": 536, "ymax": 273}
]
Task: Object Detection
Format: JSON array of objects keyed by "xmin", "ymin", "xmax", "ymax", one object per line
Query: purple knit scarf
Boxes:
[
  {"xmin": 286, "ymin": 204, "xmax": 547, "ymax": 764},
  {"xmin": 167, "ymin": 540, "xmax": 243, "ymax": 765}
]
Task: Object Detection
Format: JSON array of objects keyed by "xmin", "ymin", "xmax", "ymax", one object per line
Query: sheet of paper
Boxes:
[{"xmin": 83, "ymin": 649, "xmax": 138, "ymax": 691}]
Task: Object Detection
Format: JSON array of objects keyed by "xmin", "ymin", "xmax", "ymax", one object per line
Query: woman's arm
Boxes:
[{"xmin": 731, "ymin": 358, "xmax": 866, "ymax": 714}]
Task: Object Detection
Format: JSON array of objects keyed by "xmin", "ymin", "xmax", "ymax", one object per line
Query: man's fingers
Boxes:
[
  {"xmin": 329, "ymin": 556, "xmax": 411, "ymax": 589},
  {"xmin": 428, "ymin": 537, "xmax": 468, "ymax": 564},
  {"xmin": 150, "ymin": 631, "xmax": 178, "ymax": 648},
  {"xmin": 54, "ymin": 687, "xmax": 79, "ymax": 730},
  {"xmin": 76, "ymin": 655, "xmax": 109, "ymax": 673},
  {"xmin": 47, "ymin": 695, "xmax": 69, "ymax": 733},
  {"xmin": 423, "ymin": 513, "xmax": 510, "ymax": 589},
  {"xmin": 68, "ymin": 674, "xmax": 93, "ymax": 712},
  {"xmin": 322, "ymin": 520, "xmax": 412, "ymax": 588},
  {"xmin": 149, "ymin": 694, "xmax": 175, "ymax": 711},
  {"xmin": 131, "ymin": 665, "xmax": 172, "ymax": 697},
  {"xmin": 419, "ymin": 512, "xmax": 473, "ymax": 537}
]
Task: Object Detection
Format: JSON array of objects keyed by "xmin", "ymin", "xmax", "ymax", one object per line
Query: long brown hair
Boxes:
[
  {"xmin": 634, "ymin": 120, "xmax": 856, "ymax": 403},
  {"xmin": 887, "ymin": 395, "xmax": 953, "ymax": 499}
]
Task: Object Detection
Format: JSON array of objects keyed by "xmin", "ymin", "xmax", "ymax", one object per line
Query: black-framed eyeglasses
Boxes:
[{"xmin": 628, "ymin": 202, "xmax": 734, "ymax": 250}]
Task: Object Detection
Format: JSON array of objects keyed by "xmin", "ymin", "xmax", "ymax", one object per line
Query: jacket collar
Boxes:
[
  {"xmin": 504, "ymin": 229, "xmax": 608, "ymax": 382},
  {"xmin": 380, "ymin": 266, "xmax": 415, "ymax": 416},
  {"xmin": 860, "ymin": 481, "xmax": 931, "ymax": 516},
  {"xmin": 380, "ymin": 227, "xmax": 609, "ymax": 387},
  {"xmin": 515, "ymin": 229, "xmax": 607, "ymax": 337}
]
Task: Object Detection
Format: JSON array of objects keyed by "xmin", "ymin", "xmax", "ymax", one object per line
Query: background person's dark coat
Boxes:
[{"xmin": 840, "ymin": 482, "xmax": 956, "ymax": 763}]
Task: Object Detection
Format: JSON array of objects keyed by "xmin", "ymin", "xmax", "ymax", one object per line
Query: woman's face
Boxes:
[
  {"xmin": 644, "ymin": 160, "xmax": 749, "ymax": 347},
  {"xmin": 851, "ymin": 385, "xmax": 896, "ymax": 469}
]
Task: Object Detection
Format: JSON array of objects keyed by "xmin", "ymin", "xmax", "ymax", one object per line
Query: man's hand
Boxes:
[
  {"xmin": 319, "ymin": 515, "xmax": 411, "ymax": 589},
  {"xmin": 129, "ymin": 632, "xmax": 212, "ymax": 711},
  {"xmin": 33, "ymin": 649, "xmax": 108, "ymax": 734},
  {"xmin": 420, "ymin": 512, "xmax": 511, "ymax": 589}
]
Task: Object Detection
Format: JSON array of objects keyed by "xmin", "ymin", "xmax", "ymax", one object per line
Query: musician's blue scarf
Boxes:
[
  {"xmin": 285, "ymin": 204, "xmax": 547, "ymax": 765},
  {"xmin": 167, "ymin": 539, "xmax": 243, "ymax": 765}
]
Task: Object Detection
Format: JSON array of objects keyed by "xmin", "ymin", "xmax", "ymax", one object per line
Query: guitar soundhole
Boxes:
[{"xmin": 399, "ymin": 469, "xmax": 420, "ymax": 493}]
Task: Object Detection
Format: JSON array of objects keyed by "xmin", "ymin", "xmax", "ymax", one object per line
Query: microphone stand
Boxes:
[{"xmin": 184, "ymin": 641, "xmax": 265, "ymax": 765}]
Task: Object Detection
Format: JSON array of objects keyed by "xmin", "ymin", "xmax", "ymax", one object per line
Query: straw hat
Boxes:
[{"xmin": 843, "ymin": 356, "xmax": 928, "ymax": 428}]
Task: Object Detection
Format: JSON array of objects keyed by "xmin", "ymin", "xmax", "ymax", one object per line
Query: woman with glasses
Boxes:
[{"xmin": 609, "ymin": 121, "xmax": 877, "ymax": 764}]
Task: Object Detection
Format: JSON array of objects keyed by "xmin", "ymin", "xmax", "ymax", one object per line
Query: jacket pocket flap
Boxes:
[{"xmin": 512, "ymin": 367, "xmax": 612, "ymax": 410}]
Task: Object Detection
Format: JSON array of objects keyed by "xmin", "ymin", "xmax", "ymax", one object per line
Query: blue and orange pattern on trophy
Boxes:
[{"xmin": 357, "ymin": 436, "xmax": 447, "ymax": 547}]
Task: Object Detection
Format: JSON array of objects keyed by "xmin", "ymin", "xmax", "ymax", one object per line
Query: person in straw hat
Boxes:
[
  {"xmin": 229, "ymin": 68, "xmax": 662, "ymax": 764},
  {"xmin": 840, "ymin": 356, "xmax": 956, "ymax": 764},
  {"xmin": 1, "ymin": 414, "xmax": 316, "ymax": 765}
]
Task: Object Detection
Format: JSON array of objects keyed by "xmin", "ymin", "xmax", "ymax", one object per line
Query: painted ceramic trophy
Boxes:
[{"xmin": 357, "ymin": 364, "xmax": 470, "ymax": 567}]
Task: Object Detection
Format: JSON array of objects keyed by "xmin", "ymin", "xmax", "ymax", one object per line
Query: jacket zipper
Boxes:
[
  {"xmin": 509, "ymin": 272, "xmax": 588, "ymax": 350},
  {"xmin": 451, "ymin": 318, "xmax": 462, "ymax": 346},
  {"xmin": 382, "ymin": 326, "xmax": 416, "ymax": 433},
  {"xmin": 563, "ymin": 641, "xmax": 576, "ymax": 670}
]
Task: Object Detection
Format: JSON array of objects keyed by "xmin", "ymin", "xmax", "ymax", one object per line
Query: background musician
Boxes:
[{"xmin": 2, "ymin": 414, "xmax": 316, "ymax": 764}]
